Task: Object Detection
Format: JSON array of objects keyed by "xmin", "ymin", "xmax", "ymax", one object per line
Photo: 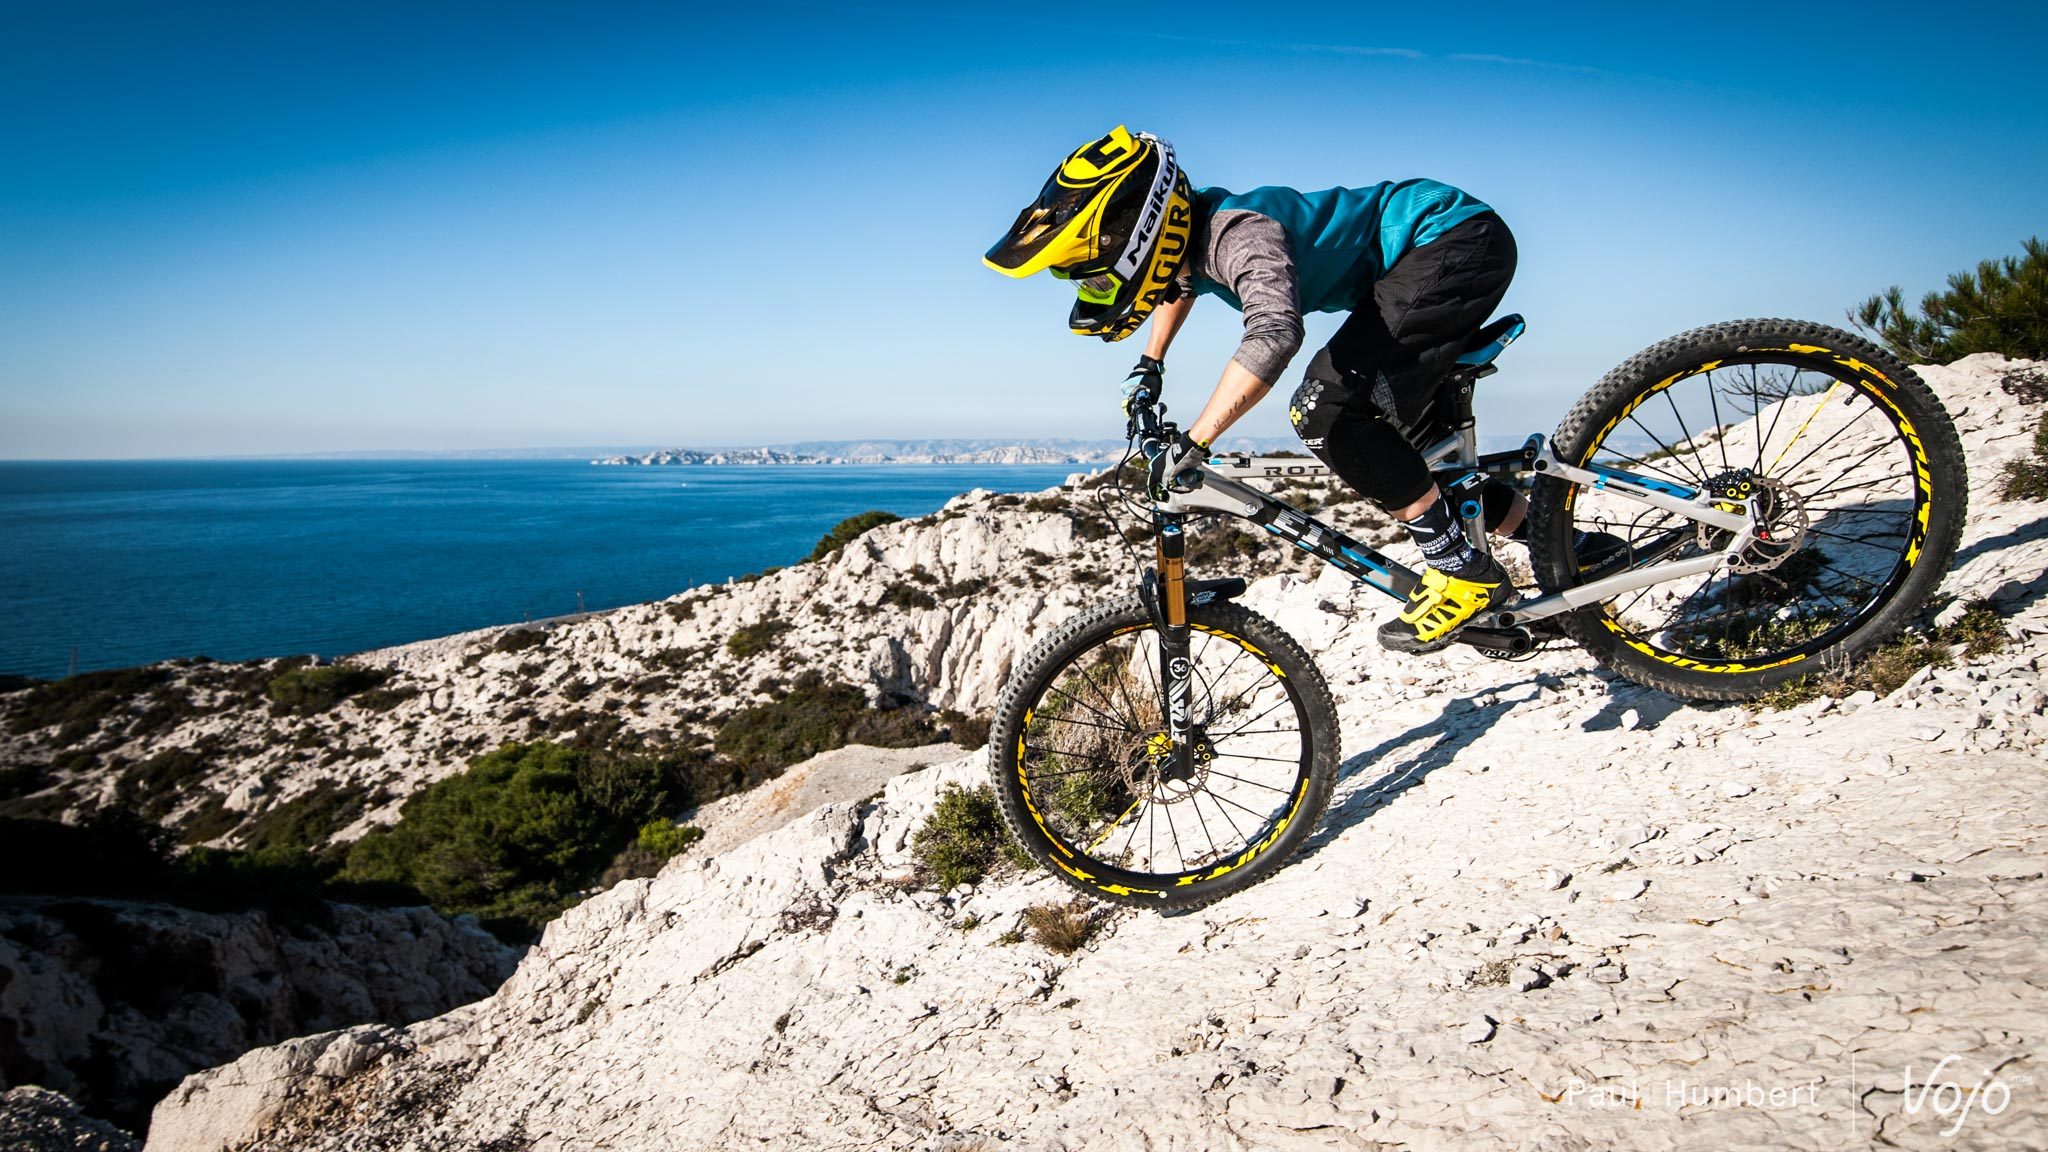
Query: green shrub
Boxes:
[
  {"xmin": 0, "ymin": 807, "xmax": 338, "ymax": 919},
  {"xmin": 878, "ymin": 582, "xmax": 938, "ymax": 611},
  {"xmin": 936, "ymin": 576, "xmax": 991, "ymax": 600},
  {"xmin": 636, "ymin": 818, "xmax": 702, "ymax": 857},
  {"xmin": 2001, "ymin": 412, "xmax": 2048, "ymax": 501},
  {"xmin": 937, "ymin": 709, "xmax": 991, "ymax": 749},
  {"xmin": 5, "ymin": 666, "xmax": 169, "ymax": 744},
  {"xmin": 116, "ymin": 747, "xmax": 214, "ymax": 819},
  {"xmin": 1851, "ymin": 237, "xmax": 2048, "ymax": 363},
  {"xmin": 493, "ymin": 628, "xmax": 549, "ymax": 654},
  {"xmin": 574, "ymin": 740, "xmax": 712, "ymax": 820},
  {"xmin": 342, "ymin": 742, "xmax": 615, "ymax": 934},
  {"xmin": 726, "ymin": 619, "xmax": 792, "ymax": 658},
  {"xmin": 1185, "ymin": 524, "xmax": 1265, "ymax": 566},
  {"xmin": 910, "ymin": 783, "xmax": 1030, "ymax": 890},
  {"xmin": 808, "ymin": 510, "xmax": 901, "ymax": 561},
  {"xmin": 354, "ymin": 683, "xmax": 420, "ymax": 712},
  {"xmin": 235, "ymin": 781, "xmax": 368, "ymax": 853},
  {"xmin": 177, "ymin": 791, "xmax": 241, "ymax": 845},
  {"xmin": 1759, "ymin": 600, "xmax": 2008, "ymax": 709},
  {"xmin": 267, "ymin": 663, "xmax": 391, "ymax": 715},
  {"xmin": 715, "ymin": 671, "xmax": 936, "ymax": 774},
  {"xmin": 1072, "ymin": 512, "xmax": 1117, "ymax": 541},
  {"xmin": 597, "ymin": 818, "xmax": 704, "ymax": 886}
]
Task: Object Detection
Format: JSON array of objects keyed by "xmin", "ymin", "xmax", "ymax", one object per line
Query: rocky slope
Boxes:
[
  {"xmin": 0, "ymin": 1085, "xmax": 140, "ymax": 1152},
  {"xmin": 0, "ymin": 453, "xmax": 1366, "ymax": 848},
  {"xmin": 146, "ymin": 356, "xmax": 2048, "ymax": 1149},
  {"xmin": 0, "ymin": 897, "xmax": 518, "ymax": 1135}
]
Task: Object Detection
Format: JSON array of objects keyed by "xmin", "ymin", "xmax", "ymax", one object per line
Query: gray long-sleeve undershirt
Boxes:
[{"xmin": 1180, "ymin": 209, "xmax": 1306, "ymax": 383}]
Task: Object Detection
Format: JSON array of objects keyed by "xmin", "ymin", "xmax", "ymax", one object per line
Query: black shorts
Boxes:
[{"xmin": 1288, "ymin": 212, "xmax": 1517, "ymax": 508}]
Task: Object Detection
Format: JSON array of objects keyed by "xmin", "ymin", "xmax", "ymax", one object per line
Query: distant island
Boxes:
[
  {"xmin": 591, "ymin": 437, "xmax": 1309, "ymax": 466},
  {"xmin": 594, "ymin": 438, "xmax": 1128, "ymax": 466}
]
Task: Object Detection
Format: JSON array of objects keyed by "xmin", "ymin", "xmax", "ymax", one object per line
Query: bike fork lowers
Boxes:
[{"xmin": 1153, "ymin": 515, "xmax": 1198, "ymax": 776}]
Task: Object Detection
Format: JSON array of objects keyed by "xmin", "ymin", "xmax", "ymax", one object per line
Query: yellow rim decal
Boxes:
[
  {"xmin": 1572, "ymin": 345, "xmax": 1933, "ymax": 674},
  {"xmin": 1013, "ymin": 613, "xmax": 1309, "ymax": 892}
]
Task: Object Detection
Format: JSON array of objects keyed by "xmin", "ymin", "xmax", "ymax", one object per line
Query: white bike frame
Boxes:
[{"xmin": 1162, "ymin": 434, "xmax": 1757, "ymax": 629}]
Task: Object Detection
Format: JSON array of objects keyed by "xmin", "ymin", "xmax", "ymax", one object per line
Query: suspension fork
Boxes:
[{"xmin": 1154, "ymin": 514, "xmax": 1197, "ymax": 774}]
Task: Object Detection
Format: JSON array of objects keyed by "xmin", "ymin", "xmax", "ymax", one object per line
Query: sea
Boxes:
[{"xmin": 0, "ymin": 459, "xmax": 1082, "ymax": 680}]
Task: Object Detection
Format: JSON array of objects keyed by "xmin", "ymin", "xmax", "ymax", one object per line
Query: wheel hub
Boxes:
[
  {"xmin": 1125, "ymin": 728, "xmax": 1213, "ymax": 802},
  {"xmin": 1699, "ymin": 470, "xmax": 1810, "ymax": 573}
]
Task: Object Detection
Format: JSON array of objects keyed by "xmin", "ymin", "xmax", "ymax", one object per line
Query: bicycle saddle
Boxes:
[{"xmin": 1455, "ymin": 314, "xmax": 1527, "ymax": 368}]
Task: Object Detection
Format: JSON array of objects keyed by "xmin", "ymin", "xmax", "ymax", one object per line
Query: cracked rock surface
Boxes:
[{"xmin": 144, "ymin": 355, "xmax": 2048, "ymax": 1150}]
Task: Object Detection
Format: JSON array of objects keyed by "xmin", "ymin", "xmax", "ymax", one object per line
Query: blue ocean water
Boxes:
[{"xmin": 0, "ymin": 460, "xmax": 1081, "ymax": 680}]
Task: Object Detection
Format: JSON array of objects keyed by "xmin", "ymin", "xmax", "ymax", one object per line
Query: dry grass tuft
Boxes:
[{"xmin": 1023, "ymin": 900, "xmax": 1097, "ymax": 954}]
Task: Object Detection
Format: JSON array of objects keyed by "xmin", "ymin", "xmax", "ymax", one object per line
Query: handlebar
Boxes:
[{"xmin": 1123, "ymin": 386, "xmax": 1175, "ymax": 456}]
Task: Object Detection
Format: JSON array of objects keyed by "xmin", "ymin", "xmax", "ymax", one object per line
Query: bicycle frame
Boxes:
[
  {"xmin": 1170, "ymin": 437, "xmax": 1755, "ymax": 631},
  {"xmin": 1122, "ymin": 380, "xmax": 1765, "ymax": 768}
]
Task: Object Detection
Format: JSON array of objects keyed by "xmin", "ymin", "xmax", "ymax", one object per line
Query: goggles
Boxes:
[{"xmin": 1051, "ymin": 267, "xmax": 1123, "ymax": 305}]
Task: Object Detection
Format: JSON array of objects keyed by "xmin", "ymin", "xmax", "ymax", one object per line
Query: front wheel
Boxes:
[
  {"xmin": 989, "ymin": 594, "xmax": 1339, "ymax": 910},
  {"xmin": 1527, "ymin": 319, "xmax": 1968, "ymax": 701}
]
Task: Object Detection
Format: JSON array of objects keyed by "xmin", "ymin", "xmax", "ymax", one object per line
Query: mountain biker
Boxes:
[{"xmin": 984, "ymin": 125, "xmax": 1526, "ymax": 652}]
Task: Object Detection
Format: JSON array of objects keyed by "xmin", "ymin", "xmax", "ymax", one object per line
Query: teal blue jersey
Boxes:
[{"xmin": 1187, "ymin": 180, "xmax": 1491, "ymax": 314}]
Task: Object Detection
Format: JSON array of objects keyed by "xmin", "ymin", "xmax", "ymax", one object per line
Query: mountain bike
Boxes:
[{"xmin": 989, "ymin": 318, "xmax": 1967, "ymax": 910}]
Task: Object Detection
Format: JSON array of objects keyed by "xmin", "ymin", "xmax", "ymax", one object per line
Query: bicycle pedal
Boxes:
[{"xmin": 1455, "ymin": 625, "xmax": 1539, "ymax": 658}]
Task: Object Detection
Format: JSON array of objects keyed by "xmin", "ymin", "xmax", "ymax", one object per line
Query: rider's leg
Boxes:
[
  {"xmin": 1481, "ymin": 480, "xmax": 1628, "ymax": 568},
  {"xmin": 1288, "ymin": 214, "xmax": 1518, "ymax": 651}
]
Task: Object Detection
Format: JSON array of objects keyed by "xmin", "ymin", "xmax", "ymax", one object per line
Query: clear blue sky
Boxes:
[{"xmin": 2, "ymin": 1, "xmax": 2041, "ymax": 458}]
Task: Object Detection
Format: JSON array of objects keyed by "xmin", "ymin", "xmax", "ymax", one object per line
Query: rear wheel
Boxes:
[
  {"xmin": 1527, "ymin": 319, "xmax": 1967, "ymax": 701},
  {"xmin": 989, "ymin": 594, "xmax": 1338, "ymax": 910}
]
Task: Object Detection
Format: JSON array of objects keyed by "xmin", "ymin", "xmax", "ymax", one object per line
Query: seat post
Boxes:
[{"xmin": 1444, "ymin": 369, "xmax": 1484, "ymax": 465}]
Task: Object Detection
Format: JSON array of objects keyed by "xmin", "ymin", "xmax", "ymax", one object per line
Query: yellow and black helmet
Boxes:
[{"xmin": 984, "ymin": 126, "xmax": 1195, "ymax": 342}]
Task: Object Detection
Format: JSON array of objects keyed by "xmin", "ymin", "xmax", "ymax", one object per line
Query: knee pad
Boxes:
[{"xmin": 1288, "ymin": 350, "xmax": 1350, "ymax": 451}]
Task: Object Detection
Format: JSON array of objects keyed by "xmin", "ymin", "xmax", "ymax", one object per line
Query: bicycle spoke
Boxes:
[
  {"xmin": 1774, "ymin": 402, "xmax": 1883, "ymax": 487},
  {"xmin": 1705, "ymin": 365, "xmax": 1733, "ymax": 472},
  {"xmin": 1209, "ymin": 692, "xmax": 1294, "ymax": 743},
  {"xmin": 1105, "ymin": 656, "xmax": 1153, "ymax": 736},
  {"xmin": 1204, "ymin": 768, "xmax": 1294, "ymax": 793},
  {"xmin": 1031, "ymin": 712, "xmax": 1141, "ymax": 736},
  {"xmin": 1209, "ymin": 751, "xmax": 1306, "ymax": 767},
  {"xmin": 1755, "ymin": 365, "xmax": 1799, "ymax": 470},
  {"xmin": 1042, "ymin": 682, "xmax": 1133, "ymax": 733},
  {"xmin": 1591, "ymin": 444, "xmax": 1703, "ymax": 490},
  {"xmin": 1662, "ymin": 387, "xmax": 1707, "ymax": 481},
  {"xmin": 1626, "ymin": 411, "xmax": 1707, "ymax": 486},
  {"xmin": 1189, "ymin": 790, "xmax": 1222, "ymax": 865},
  {"xmin": 1800, "ymin": 438, "xmax": 1905, "ymax": 503}
]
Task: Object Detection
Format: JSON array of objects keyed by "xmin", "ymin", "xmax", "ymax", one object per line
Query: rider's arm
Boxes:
[
  {"xmin": 1183, "ymin": 211, "xmax": 1303, "ymax": 446},
  {"xmin": 1143, "ymin": 292, "xmax": 1195, "ymax": 362},
  {"xmin": 1187, "ymin": 360, "xmax": 1270, "ymax": 446}
]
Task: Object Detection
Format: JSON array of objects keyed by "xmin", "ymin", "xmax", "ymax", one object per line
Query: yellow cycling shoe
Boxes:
[{"xmin": 1377, "ymin": 556, "xmax": 1512, "ymax": 654}]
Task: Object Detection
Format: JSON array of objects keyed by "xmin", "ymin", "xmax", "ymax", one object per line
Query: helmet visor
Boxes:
[{"xmin": 983, "ymin": 173, "xmax": 1104, "ymax": 273}]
